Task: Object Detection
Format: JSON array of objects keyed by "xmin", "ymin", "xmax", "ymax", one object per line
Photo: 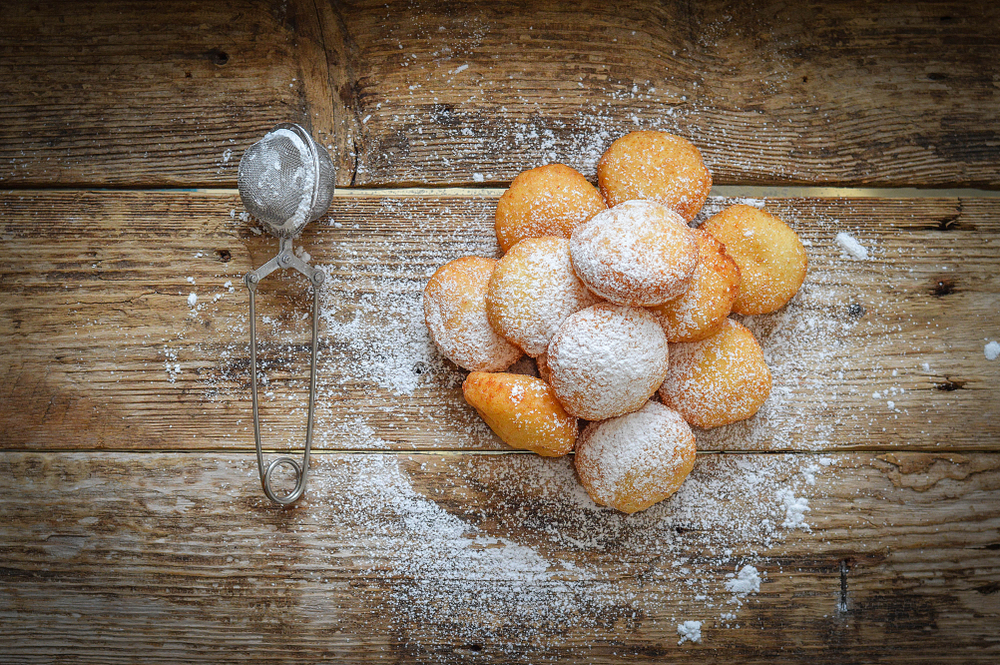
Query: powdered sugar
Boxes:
[
  {"xmin": 291, "ymin": 450, "xmax": 835, "ymax": 658},
  {"xmin": 677, "ymin": 620, "xmax": 702, "ymax": 645},
  {"xmin": 570, "ymin": 199, "xmax": 698, "ymax": 306},
  {"xmin": 547, "ymin": 303, "xmax": 669, "ymax": 420},
  {"xmin": 778, "ymin": 490, "xmax": 812, "ymax": 530},
  {"xmin": 423, "ymin": 256, "xmax": 522, "ymax": 372},
  {"xmin": 485, "ymin": 237, "xmax": 599, "ymax": 356},
  {"xmin": 835, "ymin": 231, "xmax": 868, "ymax": 260},
  {"xmin": 574, "ymin": 401, "xmax": 694, "ymax": 512},
  {"xmin": 724, "ymin": 565, "xmax": 762, "ymax": 595},
  {"xmin": 985, "ymin": 341, "xmax": 1000, "ymax": 361}
]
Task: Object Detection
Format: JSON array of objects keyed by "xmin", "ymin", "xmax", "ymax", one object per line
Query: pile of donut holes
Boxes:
[{"xmin": 423, "ymin": 130, "xmax": 808, "ymax": 514}]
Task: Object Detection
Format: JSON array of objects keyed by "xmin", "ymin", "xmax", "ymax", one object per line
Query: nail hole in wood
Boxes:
[
  {"xmin": 932, "ymin": 277, "xmax": 956, "ymax": 296},
  {"xmin": 216, "ymin": 249, "xmax": 232, "ymax": 263},
  {"xmin": 846, "ymin": 302, "xmax": 866, "ymax": 319},
  {"xmin": 208, "ymin": 49, "xmax": 229, "ymax": 66}
]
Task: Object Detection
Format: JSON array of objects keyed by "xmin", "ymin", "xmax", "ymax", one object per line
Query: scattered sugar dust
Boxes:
[
  {"xmin": 294, "ymin": 450, "xmax": 831, "ymax": 660},
  {"xmin": 185, "ymin": 195, "xmax": 868, "ymax": 658}
]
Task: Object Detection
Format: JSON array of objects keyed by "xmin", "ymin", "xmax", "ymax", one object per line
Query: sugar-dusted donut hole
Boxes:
[
  {"xmin": 485, "ymin": 236, "xmax": 601, "ymax": 357},
  {"xmin": 495, "ymin": 163, "xmax": 607, "ymax": 253},
  {"xmin": 547, "ymin": 303, "xmax": 669, "ymax": 421},
  {"xmin": 570, "ymin": 200, "xmax": 698, "ymax": 307},
  {"xmin": 574, "ymin": 401, "xmax": 696, "ymax": 514},
  {"xmin": 597, "ymin": 130, "xmax": 712, "ymax": 222},
  {"xmin": 658, "ymin": 318, "xmax": 772, "ymax": 429},
  {"xmin": 699, "ymin": 204, "xmax": 807, "ymax": 316},
  {"xmin": 649, "ymin": 229, "xmax": 740, "ymax": 343},
  {"xmin": 423, "ymin": 256, "xmax": 523, "ymax": 372}
]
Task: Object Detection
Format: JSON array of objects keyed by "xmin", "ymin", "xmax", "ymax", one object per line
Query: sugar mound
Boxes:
[
  {"xmin": 778, "ymin": 490, "xmax": 811, "ymax": 530},
  {"xmin": 724, "ymin": 565, "xmax": 762, "ymax": 595},
  {"xmin": 835, "ymin": 232, "xmax": 868, "ymax": 260},
  {"xmin": 677, "ymin": 620, "xmax": 702, "ymax": 645},
  {"xmin": 985, "ymin": 341, "xmax": 1000, "ymax": 361}
]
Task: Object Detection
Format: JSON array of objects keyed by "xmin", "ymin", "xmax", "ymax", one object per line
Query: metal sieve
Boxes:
[{"xmin": 237, "ymin": 123, "xmax": 334, "ymax": 505}]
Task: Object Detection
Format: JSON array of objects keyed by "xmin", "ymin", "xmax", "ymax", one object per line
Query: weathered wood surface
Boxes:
[
  {"xmin": 0, "ymin": 0, "xmax": 352, "ymax": 188},
  {"xmin": 1, "ymin": 190, "xmax": 998, "ymax": 452},
  {"xmin": 2, "ymin": 0, "xmax": 999, "ymax": 189},
  {"xmin": 0, "ymin": 450, "xmax": 997, "ymax": 663}
]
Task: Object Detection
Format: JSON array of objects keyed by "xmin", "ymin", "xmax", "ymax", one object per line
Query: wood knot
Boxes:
[{"xmin": 875, "ymin": 453, "xmax": 1000, "ymax": 492}]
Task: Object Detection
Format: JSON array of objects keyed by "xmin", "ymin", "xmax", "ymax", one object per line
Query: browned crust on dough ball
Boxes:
[
  {"xmin": 699, "ymin": 204, "xmax": 808, "ymax": 315},
  {"xmin": 597, "ymin": 131, "xmax": 711, "ymax": 222},
  {"xmin": 658, "ymin": 318, "xmax": 772, "ymax": 429},
  {"xmin": 463, "ymin": 371, "xmax": 578, "ymax": 457},
  {"xmin": 485, "ymin": 236, "xmax": 600, "ymax": 357},
  {"xmin": 649, "ymin": 229, "xmax": 740, "ymax": 343},
  {"xmin": 423, "ymin": 256, "xmax": 523, "ymax": 371},
  {"xmin": 495, "ymin": 164, "xmax": 607, "ymax": 253}
]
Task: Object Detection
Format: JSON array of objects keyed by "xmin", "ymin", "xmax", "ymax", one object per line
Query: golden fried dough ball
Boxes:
[
  {"xmin": 485, "ymin": 236, "xmax": 601, "ymax": 357},
  {"xmin": 658, "ymin": 318, "xmax": 772, "ymax": 429},
  {"xmin": 574, "ymin": 401, "xmax": 696, "ymax": 514},
  {"xmin": 463, "ymin": 372, "xmax": 578, "ymax": 457},
  {"xmin": 547, "ymin": 303, "xmax": 669, "ymax": 421},
  {"xmin": 495, "ymin": 164, "xmax": 607, "ymax": 253},
  {"xmin": 570, "ymin": 200, "xmax": 698, "ymax": 307},
  {"xmin": 423, "ymin": 256, "xmax": 523, "ymax": 372},
  {"xmin": 699, "ymin": 204, "xmax": 807, "ymax": 315},
  {"xmin": 649, "ymin": 229, "xmax": 740, "ymax": 343},
  {"xmin": 597, "ymin": 131, "xmax": 712, "ymax": 222}
]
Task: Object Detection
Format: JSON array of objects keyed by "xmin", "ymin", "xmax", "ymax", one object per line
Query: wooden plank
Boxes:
[
  {"xmin": 4, "ymin": 1, "xmax": 998, "ymax": 189},
  {"xmin": 340, "ymin": 0, "xmax": 1000, "ymax": 188},
  {"xmin": 0, "ymin": 450, "xmax": 997, "ymax": 662},
  {"xmin": 1, "ymin": 191, "xmax": 998, "ymax": 452},
  {"xmin": 0, "ymin": 0, "xmax": 356, "ymax": 188}
]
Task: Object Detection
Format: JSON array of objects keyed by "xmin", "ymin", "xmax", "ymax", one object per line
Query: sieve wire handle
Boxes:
[{"xmin": 245, "ymin": 237, "xmax": 325, "ymax": 505}]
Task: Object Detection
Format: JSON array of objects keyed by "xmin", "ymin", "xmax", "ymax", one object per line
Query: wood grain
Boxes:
[
  {"xmin": 2, "ymin": 1, "xmax": 998, "ymax": 189},
  {"xmin": 0, "ymin": 0, "xmax": 356, "ymax": 188},
  {"xmin": 1, "ymin": 190, "xmax": 998, "ymax": 452},
  {"xmin": 0, "ymin": 450, "xmax": 997, "ymax": 663},
  {"xmin": 342, "ymin": 0, "xmax": 1000, "ymax": 188}
]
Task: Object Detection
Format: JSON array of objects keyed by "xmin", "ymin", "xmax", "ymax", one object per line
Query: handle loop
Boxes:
[{"xmin": 245, "ymin": 237, "xmax": 324, "ymax": 505}]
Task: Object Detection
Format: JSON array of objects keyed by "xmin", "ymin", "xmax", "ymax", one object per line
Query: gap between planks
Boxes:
[
  {"xmin": 5, "ymin": 185, "xmax": 1000, "ymax": 198},
  {"xmin": 3, "ymin": 448, "xmax": 997, "ymax": 456}
]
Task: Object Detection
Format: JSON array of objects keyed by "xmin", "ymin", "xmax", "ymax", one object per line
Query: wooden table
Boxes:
[{"xmin": 2, "ymin": 1, "xmax": 999, "ymax": 662}]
